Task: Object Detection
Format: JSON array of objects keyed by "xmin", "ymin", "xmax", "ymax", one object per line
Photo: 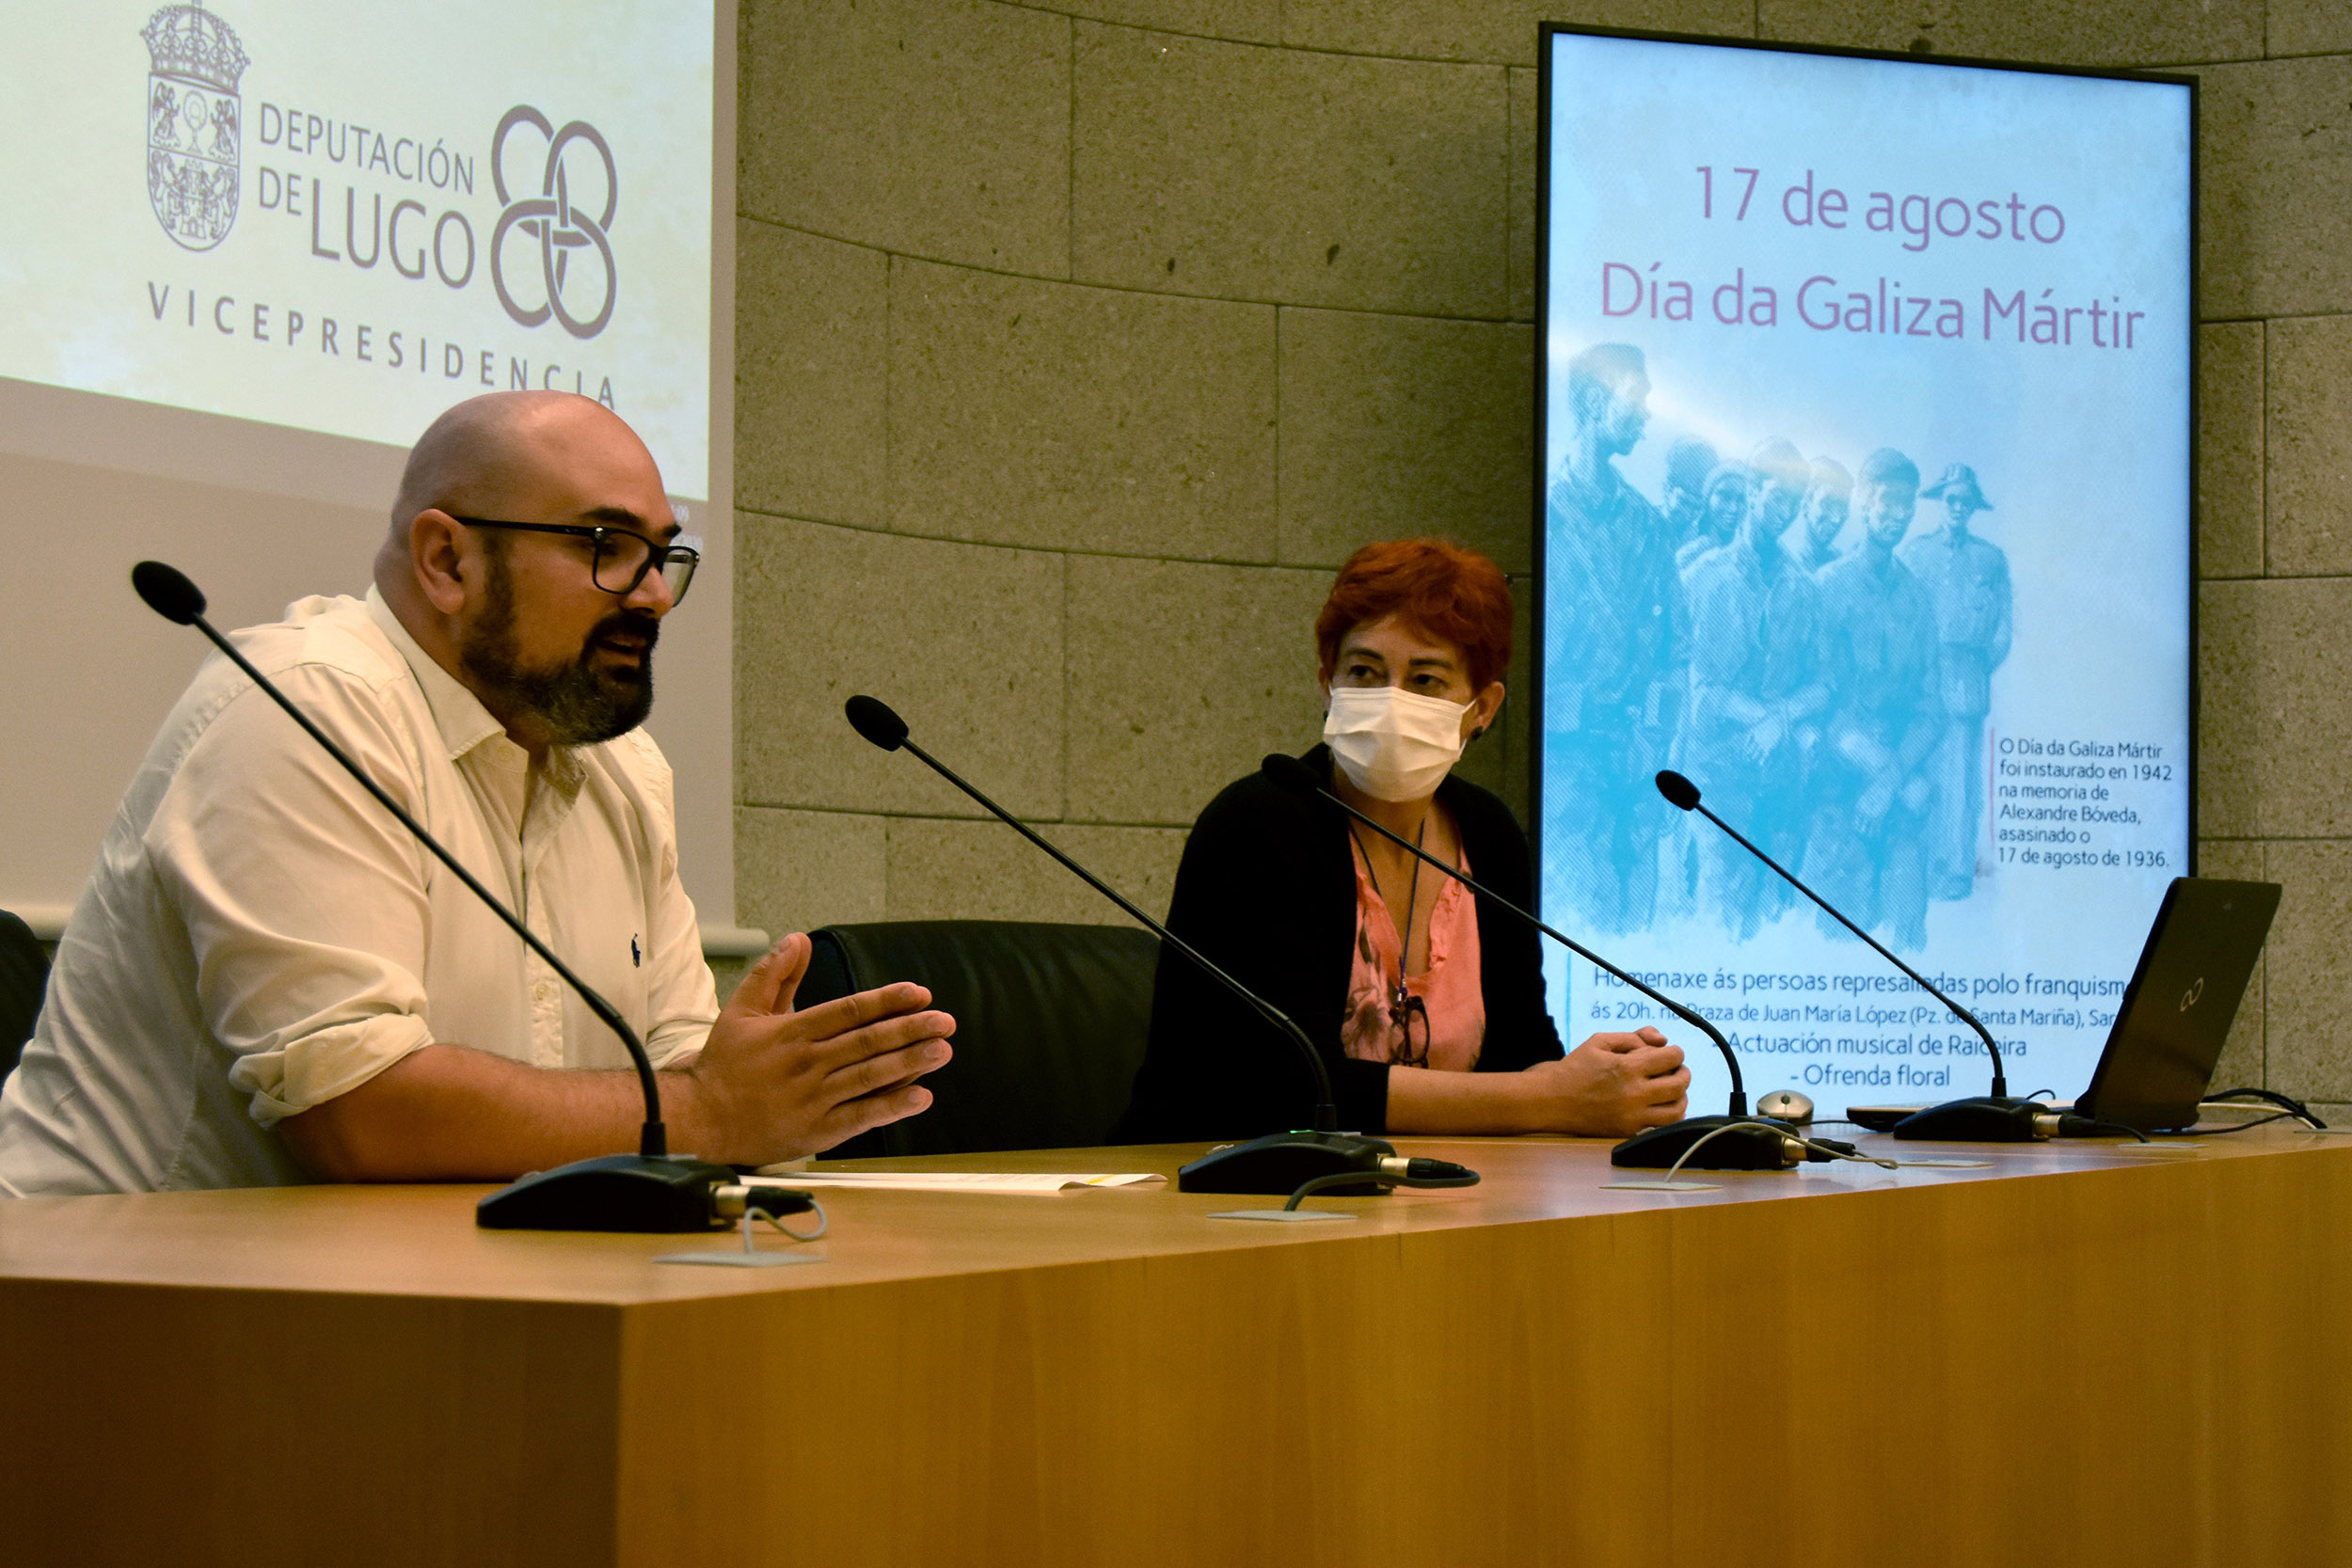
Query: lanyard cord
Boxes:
[{"xmin": 1348, "ymin": 815, "xmax": 1427, "ymax": 1022}]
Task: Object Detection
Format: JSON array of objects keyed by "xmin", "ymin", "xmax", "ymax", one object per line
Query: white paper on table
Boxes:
[{"xmin": 744, "ymin": 1170, "xmax": 1168, "ymax": 1196}]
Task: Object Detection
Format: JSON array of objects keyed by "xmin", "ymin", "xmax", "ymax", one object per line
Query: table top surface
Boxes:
[{"xmin": 1, "ymin": 1125, "xmax": 2337, "ymax": 1307}]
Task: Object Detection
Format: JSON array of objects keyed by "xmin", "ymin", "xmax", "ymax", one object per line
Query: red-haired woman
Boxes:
[{"xmin": 1118, "ymin": 539, "xmax": 1692, "ymax": 1143}]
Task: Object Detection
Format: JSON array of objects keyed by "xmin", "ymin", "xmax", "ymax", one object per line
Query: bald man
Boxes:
[{"xmin": 0, "ymin": 393, "xmax": 952, "ymax": 1194}]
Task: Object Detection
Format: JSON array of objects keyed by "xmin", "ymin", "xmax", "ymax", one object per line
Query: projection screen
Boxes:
[
  {"xmin": 0, "ymin": 1, "xmax": 738, "ymax": 940},
  {"xmin": 1534, "ymin": 27, "xmax": 2195, "ymax": 1114}
]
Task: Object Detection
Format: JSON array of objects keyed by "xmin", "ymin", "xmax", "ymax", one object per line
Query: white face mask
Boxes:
[{"xmin": 1322, "ymin": 686, "xmax": 1472, "ymax": 801}]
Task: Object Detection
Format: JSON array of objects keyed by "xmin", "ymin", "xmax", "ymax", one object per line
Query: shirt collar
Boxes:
[{"xmin": 364, "ymin": 586, "xmax": 511, "ymax": 764}]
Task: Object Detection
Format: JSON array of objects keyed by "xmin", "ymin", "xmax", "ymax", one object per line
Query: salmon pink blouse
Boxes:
[{"xmin": 1338, "ymin": 837, "xmax": 1486, "ymax": 1070}]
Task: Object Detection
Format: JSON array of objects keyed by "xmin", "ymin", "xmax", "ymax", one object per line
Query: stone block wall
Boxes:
[{"xmin": 734, "ymin": 0, "xmax": 2352, "ymax": 1116}]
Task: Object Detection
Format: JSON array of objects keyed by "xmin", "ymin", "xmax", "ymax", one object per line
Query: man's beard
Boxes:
[{"xmin": 458, "ymin": 549, "xmax": 658, "ymax": 747}]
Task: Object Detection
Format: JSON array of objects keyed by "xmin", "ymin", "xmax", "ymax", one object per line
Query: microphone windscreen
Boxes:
[
  {"xmin": 1655, "ymin": 769, "xmax": 1702, "ymax": 811},
  {"xmin": 132, "ymin": 561, "xmax": 207, "ymax": 626},
  {"xmin": 1259, "ymin": 753, "xmax": 1322, "ymax": 796},
  {"xmin": 844, "ymin": 694, "xmax": 910, "ymax": 752}
]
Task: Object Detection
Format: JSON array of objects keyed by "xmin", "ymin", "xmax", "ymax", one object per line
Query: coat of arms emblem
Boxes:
[{"xmin": 141, "ymin": 2, "xmax": 248, "ymax": 251}]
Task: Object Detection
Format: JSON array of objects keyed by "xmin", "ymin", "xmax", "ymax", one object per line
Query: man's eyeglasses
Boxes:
[{"xmin": 453, "ymin": 517, "xmax": 701, "ymax": 605}]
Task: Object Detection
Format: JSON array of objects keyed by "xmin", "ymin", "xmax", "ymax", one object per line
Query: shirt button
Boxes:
[{"xmin": 534, "ymin": 982, "xmax": 555, "ymax": 1003}]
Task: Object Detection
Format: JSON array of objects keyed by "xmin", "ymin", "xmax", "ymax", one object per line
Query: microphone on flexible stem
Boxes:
[
  {"xmin": 845, "ymin": 696, "xmax": 1417, "ymax": 1196},
  {"xmin": 1654, "ymin": 768, "xmax": 2055, "ymax": 1144},
  {"xmin": 131, "ymin": 561, "xmax": 781, "ymax": 1230},
  {"xmin": 1258, "ymin": 754, "xmax": 1815, "ymax": 1172}
]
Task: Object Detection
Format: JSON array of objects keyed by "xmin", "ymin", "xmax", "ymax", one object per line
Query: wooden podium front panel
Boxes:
[
  {"xmin": 3, "ymin": 1135, "xmax": 2346, "ymax": 1568},
  {"xmin": 0, "ymin": 1280, "xmax": 621, "ymax": 1567},
  {"xmin": 609, "ymin": 1142, "xmax": 2352, "ymax": 1568}
]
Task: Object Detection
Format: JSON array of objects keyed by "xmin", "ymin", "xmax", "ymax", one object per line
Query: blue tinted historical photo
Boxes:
[{"xmin": 1540, "ymin": 31, "xmax": 2191, "ymax": 1113}]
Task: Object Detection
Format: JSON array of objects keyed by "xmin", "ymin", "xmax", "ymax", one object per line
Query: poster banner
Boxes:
[
  {"xmin": 0, "ymin": 1, "xmax": 714, "ymax": 496},
  {"xmin": 1537, "ymin": 31, "xmax": 2193, "ymax": 1111}
]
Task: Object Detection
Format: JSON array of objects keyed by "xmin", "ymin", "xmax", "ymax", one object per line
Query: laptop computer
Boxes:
[
  {"xmin": 2072, "ymin": 876, "xmax": 2280, "ymax": 1132},
  {"xmin": 1845, "ymin": 876, "xmax": 2280, "ymax": 1133}
]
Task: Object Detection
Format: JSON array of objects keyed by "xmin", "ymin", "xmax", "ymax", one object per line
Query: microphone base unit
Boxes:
[
  {"xmin": 475, "ymin": 1152, "xmax": 743, "ymax": 1231},
  {"xmin": 1889, "ymin": 1098, "xmax": 2059, "ymax": 1143},
  {"xmin": 1178, "ymin": 1131, "xmax": 1399, "ymax": 1196},
  {"xmin": 1611, "ymin": 1115, "xmax": 1826, "ymax": 1171}
]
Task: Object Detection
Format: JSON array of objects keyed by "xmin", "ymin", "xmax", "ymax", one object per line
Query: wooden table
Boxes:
[{"xmin": 2, "ymin": 1129, "xmax": 2346, "ymax": 1568}]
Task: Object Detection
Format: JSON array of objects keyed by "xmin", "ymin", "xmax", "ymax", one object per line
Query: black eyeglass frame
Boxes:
[{"xmin": 452, "ymin": 516, "xmax": 701, "ymax": 604}]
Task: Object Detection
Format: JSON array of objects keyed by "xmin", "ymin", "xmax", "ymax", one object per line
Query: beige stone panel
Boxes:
[
  {"xmin": 2257, "ymin": 839, "xmax": 2352, "ymax": 1103},
  {"xmin": 736, "ymin": 221, "xmax": 888, "ymax": 530},
  {"xmin": 1051, "ymin": 0, "xmax": 1278, "ymax": 44},
  {"xmin": 1450, "ymin": 573, "xmax": 1536, "ymax": 827},
  {"xmin": 888, "ymin": 260, "xmax": 1278, "ymax": 558},
  {"xmin": 735, "ymin": 806, "xmax": 889, "ymax": 942},
  {"xmin": 1065, "ymin": 554, "xmax": 1334, "ymax": 826},
  {"xmin": 1071, "ymin": 24, "xmax": 1509, "ymax": 318},
  {"xmin": 1502, "ymin": 575, "xmax": 1535, "ymax": 828},
  {"xmin": 1757, "ymin": 0, "xmax": 2261, "ymax": 64},
  {"xmin": 1282, "ymin": 0, "xmax": 1751, "ymax": 67},
  {"xmin": 1507, "ymin": 66, "xmax": 1537, "ymax": 325},
  {"xmin": 2197, "ymin": 321, "xmax": 2263, "ymax": 578},
  {"xmin": 2254, "ymin": 578, "xmax": 2352, "ymax": 841},
  {"xmin": 2196, "ymin": 580, "xmax": 2256, "ymax": 838},
  {"xmin": 882, "ymin": 818, "xmax": 1192, "ymax": 924},
  {"xmin": 2250, "ymin": 579, "xmax": 2352, "ymax": 839},
  {"xmin": 707, "ymin": 952, "xmax": 756, "ymax": 1001},
  {"xmin": 2198, "ymin": 578, "xmax": 2352, "ymax": 839},
  {"xmin": 2268, "ymin": 0, "xmax": 2352, "ymax": 57},
  {"xmin": 1279, "ymin": 309, "xmax": 1535, "ymax": 573},
  {"xmin": 2196, "ymin": 838, "xmax": 2265, "ymax": 1090},
  {"xmin": 738, "ymin": 0, "xmax": 1070, "ymax": 275},
  {"xmin": 736, "ymin": 516, "xmax": 1064, "ymax": 817},
  {"xmin": 2265, "ymin": 315, "xmax": 2352, "ymax": 576},
  {"xmin": 2200, "ymin": 55, "xmax": 2352, "ymax": 320}
]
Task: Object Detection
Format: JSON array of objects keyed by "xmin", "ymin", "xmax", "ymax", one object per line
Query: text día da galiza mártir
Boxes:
[{"xmin": 1597, "ymin": 170, "xmax": 2153, "ymax": 349}]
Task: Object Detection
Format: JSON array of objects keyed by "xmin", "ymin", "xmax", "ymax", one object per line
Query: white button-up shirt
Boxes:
[{"xmin": 0, "ymin": 589, "xmax": 718, "ymax": 1194}]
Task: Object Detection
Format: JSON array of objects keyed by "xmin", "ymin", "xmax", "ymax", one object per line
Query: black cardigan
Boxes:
[{"xmin": 1116, "ymin": 746, "xmax": 1565, "ymax": 1142}]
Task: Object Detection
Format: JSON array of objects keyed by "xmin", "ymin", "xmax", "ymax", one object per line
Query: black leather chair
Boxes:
[
  {"xmin": 797, "ymin": 921, "xmax": 1158, "ymax": 1159},
  {"xmin": 0, "ymin": 910, "xmax": 50, "ymax": 1082}
]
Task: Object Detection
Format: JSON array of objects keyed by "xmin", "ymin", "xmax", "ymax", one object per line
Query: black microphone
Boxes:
[
  {"xmin": 1654, "ymin": 768, "xmax": 2047, "ymax": 1144},
  {"xmin": 1259, "ymin": 754, "xmax": 1812, "ymax": 1173},
  {"xmin": 847, "ymin": 696, "xmax": 1408, "ymax": 1196},
  {"xmin": 133, "ymin": 561, "xmax": 748, "ymax": 1229}
]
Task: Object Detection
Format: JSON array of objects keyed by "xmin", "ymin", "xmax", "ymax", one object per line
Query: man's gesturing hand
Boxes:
[
  {"xmin": 1518, "ymin": 1026, "xmax": 1690, "ymax": 1136},
  {"xmin": 681, "ymin": 933, "xmax": 956, "ymax": 1166}
]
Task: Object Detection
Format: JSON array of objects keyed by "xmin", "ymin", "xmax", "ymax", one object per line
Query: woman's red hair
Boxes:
[{"xmin": 1314, "ymin": 539, "xmax": 1514, "ymax": 692}]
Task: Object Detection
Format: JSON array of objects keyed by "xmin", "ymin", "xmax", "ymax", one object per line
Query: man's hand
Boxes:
[
  {"xmin": 1518, "ymin": 1027, "xmax": 1689, "ymax": 1136},
  {"xmin": 680, "ymin": 934, "xmax": 956, "ymax": 1165},
  {"xmin": 277, "ymin": 933, "xmax": 956, "ymax": 1182}
]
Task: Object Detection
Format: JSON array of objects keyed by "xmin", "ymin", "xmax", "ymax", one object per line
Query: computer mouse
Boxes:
[{"xmin": 1756, "ymin": 1089, "xmax": 1814, "ymax": 1125}]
